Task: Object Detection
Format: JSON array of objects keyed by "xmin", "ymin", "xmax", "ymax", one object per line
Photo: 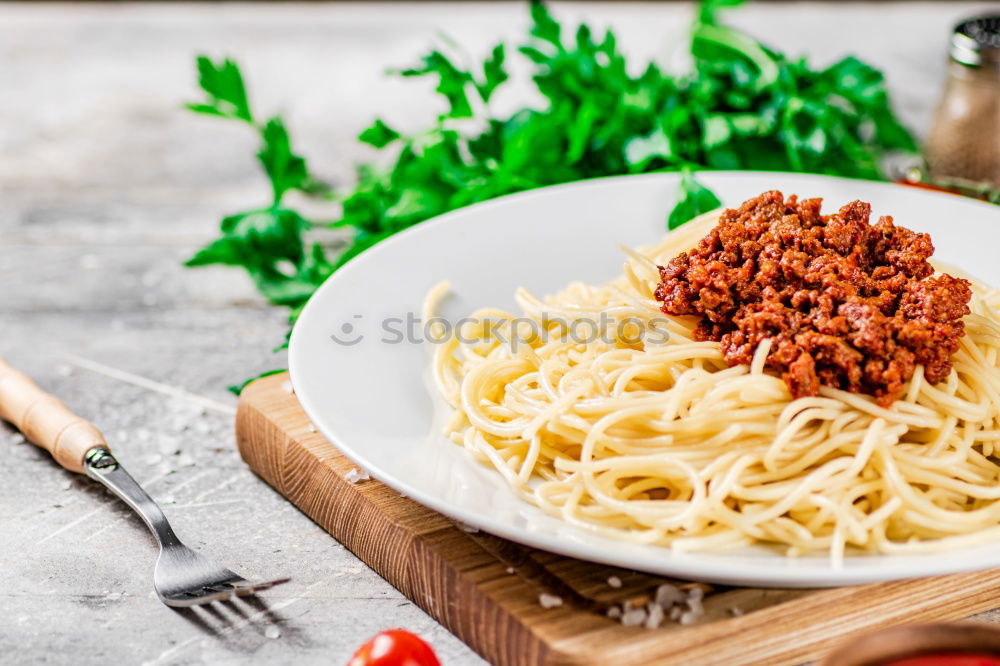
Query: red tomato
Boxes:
[
  {"xmin": 348, "ymin": 630, "xmax": 441, "ymax": 666},
  {"xmin": 886, "ymin": 654, "xmax": 1000, "ymax": 666}
]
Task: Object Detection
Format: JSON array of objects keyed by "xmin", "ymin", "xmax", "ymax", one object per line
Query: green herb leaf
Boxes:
[
  {"xmin": 187, "ymin": 0, "xmax": 921, "ymax": 373},
  {"xmin": 257, "ymin": 118, "xmax": 311, "ymax": 204},
  {"xmin": 668, "ymin": 170, "xmax": 722, "ymax": 230},
  {"xmin": 359, "ymin": 118, "xmax": 401, "ymax": 148},
  {"xmin": 189, "ymin": 55, "xmax": 253, "ymax": 123},
  {"xmin": 401, "ymin": 50, "xmax": 475, "ymax": 118},
  {"xmin": 476, "ymin": 44, "xmax": 509, "ymax": 103}
]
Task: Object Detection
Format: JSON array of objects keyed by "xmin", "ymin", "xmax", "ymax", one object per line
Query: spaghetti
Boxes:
[{"xmin": 428, "ymin": 204, "xmax": 1000, "ymax": 560}]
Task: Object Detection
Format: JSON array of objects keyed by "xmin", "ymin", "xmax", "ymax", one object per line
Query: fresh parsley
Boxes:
[{"xmin": 186, "ymin": 0, "xmax": 916, "ymax": 377}]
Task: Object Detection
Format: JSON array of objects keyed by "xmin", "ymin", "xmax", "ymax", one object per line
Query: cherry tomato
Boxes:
[
  {"xmin": 885, "ymin": 654, "xmax": 1000, "ymax": 666},
  {"xmin": 348, "ymin": 630, "xmax": 441, "ymax": 666}
]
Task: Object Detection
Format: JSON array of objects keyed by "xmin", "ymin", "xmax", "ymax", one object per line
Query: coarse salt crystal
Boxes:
[
  {"xmin": 10, "ymin": 433, "xmax": 25, "ymax": 445},
  {"xmin": 655, "ymin": 583, "xmax": 682, "ymax": 607},
  {"xmin": 620, "ymin": 607, "xmax": 647, "ymax": 627},
  {"xmin": 539, "ymin": 593, "xmax": 562, "ymax": 609},
  {"xmin": 644, "ymin": 603, "xmax": 665, "ymax": 629},
  {"xmin": 345, "ymin": 468, "xmax": 370, "ymax": 484},
  {"xmin": 281, "ymin": 381, "xmax": 294, "ymax": 394},
  {"xmin": 307, "ymin": 423, "xmax": 318, "ymax": 433},
  {"xmin": 606, "ymin": 575, "xmax": 622, "ymax": 588},
  {"xmin": 264, "ymin": 625, "xmax": 281, "ymax": 639}
]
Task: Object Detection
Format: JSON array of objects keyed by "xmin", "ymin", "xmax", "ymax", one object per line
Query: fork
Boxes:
[{"xmin": 0, "ymin": 357, "xmax": 289, "ymax": 607}]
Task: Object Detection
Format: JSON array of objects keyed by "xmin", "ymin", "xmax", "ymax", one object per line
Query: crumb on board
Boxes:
[
  {"xmin": 345, "ymin": 468, "xmax": 371, "ymax": 484},
  {"xmin": 539, "ymin": 593, "xmax": 563, "ymax": 609},
  {"xmin": 607, "ymin": 575, "xmax": 622, "ymax": 588},
  {"xmin": 644, "ymin": 602, "xmax": 665, "ymax": 629},
  {"xmin": 605, "ymin": 583, "xmax": 708, "ymax": 629},
  {"xmin": 620, "ymin": 605, "xmax": 647, "ymax": 627}
]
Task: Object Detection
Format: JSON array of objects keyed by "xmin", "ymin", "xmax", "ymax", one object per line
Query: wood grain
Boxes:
[{"xmin": 236, "ymin": 373, "xmax": 1000, "ymax": 666}]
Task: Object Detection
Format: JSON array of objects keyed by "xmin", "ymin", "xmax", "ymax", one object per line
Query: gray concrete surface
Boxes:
[{"xmin": 1, "ymin": 2, "xmax": 997, "ymax": 665}]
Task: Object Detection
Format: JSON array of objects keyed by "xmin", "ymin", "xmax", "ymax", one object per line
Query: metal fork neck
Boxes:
[{"xmin": 84, "ymin": 448, "xmax": 182, "ymax": 549}]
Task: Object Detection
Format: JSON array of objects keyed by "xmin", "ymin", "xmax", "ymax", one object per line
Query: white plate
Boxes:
[{"xmin": 289, "ymin": 171, "xmax": 1000, "ymax": 587}]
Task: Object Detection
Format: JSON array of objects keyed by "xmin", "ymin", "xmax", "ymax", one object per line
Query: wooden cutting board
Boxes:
[{"xmin": 235, "ymin": 373, "xmax": 1000, "ymax": 666}]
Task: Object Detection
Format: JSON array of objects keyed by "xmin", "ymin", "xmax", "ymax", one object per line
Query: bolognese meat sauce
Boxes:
[{"xmin": 655, "ymin": 191, "xmax": 972, "ymax": 406}]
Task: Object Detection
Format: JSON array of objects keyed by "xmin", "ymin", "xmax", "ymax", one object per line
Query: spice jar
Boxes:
[{"xmin": 926, "ymin": 16, "xmax": 1000, "ymax": 186}]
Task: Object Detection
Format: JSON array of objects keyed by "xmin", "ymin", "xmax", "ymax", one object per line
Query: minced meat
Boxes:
[{"xmin": 654, "ymin": 191, "xmax": 972, "ymax": 406}]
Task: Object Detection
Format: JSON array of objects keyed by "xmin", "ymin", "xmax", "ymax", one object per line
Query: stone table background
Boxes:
[{"xmin": 1, "ymin": 2, "xmax": 998, "ymax": 665}]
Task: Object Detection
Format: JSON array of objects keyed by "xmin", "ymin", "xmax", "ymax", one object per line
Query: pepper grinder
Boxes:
[{"xmin": 926, "ymin": 16, "xmax": 1000, "ymax": 186}]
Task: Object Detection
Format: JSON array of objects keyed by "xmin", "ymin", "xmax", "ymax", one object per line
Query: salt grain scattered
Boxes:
[
  {"xmin": 538, "ymin": 593, "xmax": 563, "ymax": 609},
  {"xmin": 10, "ymin": 433, "xmax": 25, "ymax": 445},
  {"xmin": 458, "ymin": 522, "xmax": 479, "ymax": 534},
  {"xmin": 621, "ymin": 606, "xmax": 647, "ymax": 627},
  {"xmin": 606, "ymin": 575, "xmax": 622, "ymax": 589},
  {"xmin": 606, "ymin": 606, "xmax": 622, "ymax": 619},
  {"xmin": 345, "ymin": 468, "xmax": 371, "ymax": 484},
  {"xmin": 264, "ymin": 625, "xmax": 281, "ymax": 640},
  {"xmin": 644, "ymin": 603, "xmax": 665, "ymax": 629},
  {"xmin": 505, "ymin": 567, "xmax": 515, "ymax": 575},
  {"xmin": 655, "ymin": 583, "xmax": 682, "ymax": 607},
  {"xmin": 281, "ymin": 381, "xmax": 294, "ymax": 394},
  {"xmin": 728, "ymin": 607, "xmax": 744, "ymax": 617},
  {"xmin": 307, "ymin": 423, "xmax": 318, "ymax": 433}
]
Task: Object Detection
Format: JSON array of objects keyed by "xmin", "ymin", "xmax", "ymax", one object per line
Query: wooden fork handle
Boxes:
[{"xmin": 0, "ymin": 357, "xmax": 108, "ymax": 473}]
